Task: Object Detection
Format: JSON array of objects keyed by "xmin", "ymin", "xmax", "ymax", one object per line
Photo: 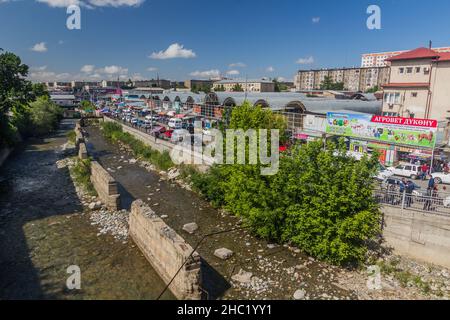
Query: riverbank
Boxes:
[{"xmin": 85, "ymin": 123, "xmax": 450, "ymax": 300}]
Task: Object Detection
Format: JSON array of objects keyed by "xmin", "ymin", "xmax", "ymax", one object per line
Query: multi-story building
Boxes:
[
  {"xmin": 213, "ymin": 79, "xmax": 275, "ymax": 92},
  {"xmin": 381, "ymin": 47, "xmax": 450, "ymax": 120},
  {"xmin": 133, "ymin": 79, "xmax": 171, "ymax": 89},
  {"xmin": 184, "ymin": 79, "xmax": 215, "ymax": 90},
  {"xmin": 361, "ymin": 47, "xmax": 450, "ymax": 67},
  {"xmin": 295, "ymin": 67, "xmax": 390, "ymax": 92}
]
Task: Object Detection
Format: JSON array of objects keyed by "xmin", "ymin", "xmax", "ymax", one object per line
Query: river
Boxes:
[{"xmin": 0, "ymin": 119, "xmax": 174, "ymax": 300}]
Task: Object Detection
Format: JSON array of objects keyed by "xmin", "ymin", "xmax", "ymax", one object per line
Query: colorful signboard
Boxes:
[{"xmin": 326, "ymin": 113, "xmax": 438, "ymax": 149}]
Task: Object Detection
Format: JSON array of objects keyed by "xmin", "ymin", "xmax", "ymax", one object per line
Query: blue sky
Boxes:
[{"xmin": 1, "ymin": 0, "xmax": 450, "ymax": 82}]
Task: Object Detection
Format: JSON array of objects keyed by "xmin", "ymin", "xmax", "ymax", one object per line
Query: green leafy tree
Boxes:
[
  {"xmin": 28, "ymin": 96, "xmax": 63, "ymax": 136},
  {"xmin": 231, "ymin": 83, "xmax": 244, "ymax": 92},
  {"xmin": 0, "ymin": 50, "xmax": 32, "ymax": 146},
  {"xmin": 191, "ymin": 102, "xmax": 381, "ymax": 266},
  {"xmin": 80, "ymin": 100, "xmax": 95, "ymax": 112},
  {"xmin": 214, "ymin": 84, "xmax": 225, "ymax": 92},
  {"xmin": 320, "ymin": 76, "xmax": 344, "ymax": 90},
  {"xmin": 366, "ymin": 85, "xmax": 380, "ymax": 93}
]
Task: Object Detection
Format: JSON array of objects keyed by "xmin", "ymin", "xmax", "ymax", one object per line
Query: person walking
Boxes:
[
  {"xmin": 421, "ymin": 163, "xmax": 429, "ymax": 180},
  {"xmin": 424, "ymin": 176, "xmax": 436, "ymax": 211},
  {"xmin": 405, "ymin": 180, "xmax": 415, "ymax": 208}
]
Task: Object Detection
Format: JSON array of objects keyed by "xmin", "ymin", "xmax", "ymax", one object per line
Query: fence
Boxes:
[{"xmin": 374, "ymin": 186, "xmax": 450, "ymax": 216}]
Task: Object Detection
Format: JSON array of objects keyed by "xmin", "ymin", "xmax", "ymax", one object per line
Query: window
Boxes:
[
  {"xmin": 411, "ymin": 92, "xmax": 418, "ymax": 98},
  {"xmin": 416, "ymin": 67, "xmax": 421, "ymax": 73},
  {"xmin": 424, "ymin": 67, "xmax": 430, "ymax": 75},
  {"xmin": 384, "ymin": 92, "xmax": 401, "ymax": 104},
  {"xmin": 399, "ymin": 68, "xmax": 405, "ymax": 74},
  {"xmin": 407, "ymin": 67, "xmax": 413, "ymax": 74}
]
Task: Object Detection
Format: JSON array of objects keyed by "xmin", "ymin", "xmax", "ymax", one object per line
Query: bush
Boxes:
[
  {"xmin": 66, "ymin": 130, "xmax": 76, "ymax": 144},
  {"xmin": 28, "ymin": 97, "xmax": 63, "ymax": 136},
  {"xmin": 71, "ymin": 158, "xmax": 96, "ymax": 196},
  {"xmin": 100, "ymin": 122, "xmax": 174, "ymax": 171},
  {"xmin": 190, "ymin": 139, "xmax": 382, "ymax": 266}
]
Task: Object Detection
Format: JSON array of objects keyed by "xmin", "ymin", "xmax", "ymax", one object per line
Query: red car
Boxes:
[{"xmin": 164, "ymin": 130, "xmax": 174, "ymax": 139}]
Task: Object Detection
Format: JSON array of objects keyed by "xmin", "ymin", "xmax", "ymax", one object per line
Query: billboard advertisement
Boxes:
[{"xmin": 326, "ymin": 113, "xmax": 438, "ymax": 149}]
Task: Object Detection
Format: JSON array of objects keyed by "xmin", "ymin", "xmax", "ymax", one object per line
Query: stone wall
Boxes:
[
  {"xmin": 383, "ymin": 206, "xmax": 450, "ymax": 268},
  {"xmin": 129, "ymin": 199, "xmax": 202, "ymax": 300},
  {"xmin": 78, "ymin": 143, "xmax": 88, "ymax": 160},
  {"xmin": 90, "ymin": 161, "xmax": 120, "ymax": 211}
]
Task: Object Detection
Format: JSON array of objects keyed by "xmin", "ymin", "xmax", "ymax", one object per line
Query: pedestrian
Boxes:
[
  {"xmin": 421, "ymin": 163, "xmax": 429, "ymax": 180},
  {"xmin": 424, "ymin": 177, "xmax": 436, "ymax": 211},
  {"xmin": 405, "ymin": 180, "xmax": 415, "ymax": 207}
]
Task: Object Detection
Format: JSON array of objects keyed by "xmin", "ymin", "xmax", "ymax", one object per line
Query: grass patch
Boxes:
[
  {"xmin": 70, "ymin": 158, "xmax": 97, "ymax": 196},
  {"xmin": 377, "ymin": 259, "xmax": 432, "ymax": 294},
  {"xmin": 66, "ymin": 130, "xmax": 76, "ymax": 144},
  {"xmin": 100, "ymin": 121, "xmax": 174, "ymax": 171}
]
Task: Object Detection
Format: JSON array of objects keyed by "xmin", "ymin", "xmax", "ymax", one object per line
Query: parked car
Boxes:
[
  {"xmin": 375, "ymin": 163, "xmax": 395, "ymax": 181},
  {"xmin": 431, "ymin": 172, "xmax": 450, "ymax": 185},
  {"xmin": 387, "ymin": 164, "xmax": 422, "ymax": 179},
  {"xmin": 168, "ymin": 118, "xmax": 183, "ymax": 129},
  {"xmin": 171, "ymin": 129, "xmax": 189, "ymax": 143}
]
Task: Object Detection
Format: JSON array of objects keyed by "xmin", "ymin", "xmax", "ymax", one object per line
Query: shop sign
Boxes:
[{"xmin": 326, "ymin": 113, "xmax": 437, "ymax": 148}]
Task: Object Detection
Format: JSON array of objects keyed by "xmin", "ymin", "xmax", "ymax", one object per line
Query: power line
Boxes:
[{"xmin": 156, "ymin": 225, "xmax": 250, "ymax": 300}]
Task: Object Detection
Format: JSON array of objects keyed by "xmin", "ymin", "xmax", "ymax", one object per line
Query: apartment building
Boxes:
[
  {"xmin": 361, "ymin": 47, "xmax": 450, "ymax": 67},
  {"xmin": 295, "ymin": 67, "xmax": 390, "ymax": 92},
  {"xmin": 184, "ymin": 79, "xmax": 215, "ymax": 90},
  {"xmin": 213, "ymin": 79, "xmax": 275, "ymax": 92},
  {"xmin": 381, "ymin": 47, "xmax": 450, "ymax": 120}
]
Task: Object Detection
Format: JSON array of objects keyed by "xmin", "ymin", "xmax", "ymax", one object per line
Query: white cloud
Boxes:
[
  {"xmin": 296, "ymin": 56, "xmax": 314, "ymax": 65},
  {"xmin": 36, "ymin": 0, "xmax": 81, "ymax": 7},
  {"xmin": 189, "ymin": 69, "xmax": 220, "ymax": 79},
  {"xmin": 28, "ymin": 70, "xmax": 72, "ymax": 82},
  {"xmin": 58, "ymin": 40, "xmax": 64, "ymax": 45},
  {"xmin": 31, "ymin": 65, "xmax": 48, "ymax": 71},
  {"xmin": 229, "ymin": 62, "xmax": 246, "ymax": 68},
  {"xmin": 266, "ymin": 66, "xmax": 275, "ymax": 72},
  {"xmin": 31, "ymin": 42, "xmax": 48, "ymax": 52},
  {"xmin": 36, "ymin": 0, "xmax": 144, "ymax": 7},
  {"xmin": 89, "ymin": 0, "xmax": 144, "ymax": 7},
  {"xmin": 147, "ymin": 67, "xmax": 158, "ymax": 72},
  {"xmin": 98, "ymin": 65, "xmax": 128, "ymax": 74},
  {"xmin": 226, "ymin": 70, "xmax": 240, "ymax": 76},
  {"xmin": 149, "ymin": 43, "xmax": 196, "ymax": 60},
  {"xmin": 81, "ymin": 64, "xmax": 95, "ymax": 73},
  {"xmin": 312, "ymin": 17, "xmax": 320, "ymax": 23}
]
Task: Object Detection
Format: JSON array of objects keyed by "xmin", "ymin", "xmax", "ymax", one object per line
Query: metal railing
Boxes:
[{"xmin": 374, "ymin": 186, "xmax": 450, "ymax": 216}]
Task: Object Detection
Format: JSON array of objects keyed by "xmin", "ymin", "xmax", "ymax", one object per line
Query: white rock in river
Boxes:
[
  {"xmin": 231, "ymin": 269, "xmax": 253, "ymax": 284},
  {"xmin": 182, "ymin": 223, "xmax": 198, "ymax": 234},
  {"xmin": 214, "ymin": 248, "xmax": 234, "ymax": 260},
  {"xmin": 293, "ymin": 289, "xmax": 306, "ymax": 300}
]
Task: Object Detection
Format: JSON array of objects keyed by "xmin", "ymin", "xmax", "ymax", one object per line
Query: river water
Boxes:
[{"xmin": 0, "ymin": 119, "xmax": 174, "ymax": 300}]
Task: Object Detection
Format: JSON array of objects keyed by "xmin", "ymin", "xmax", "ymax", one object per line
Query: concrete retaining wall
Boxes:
[
  {"xmin": 78, "ymin": 142, "xmax": 88, "ymax": 160},
  {"xmin": 90, "ymin": 161, "xmax": 120, "ymax": 211},
  {"xmin": 383, "ymin": 206, "xmax": 450, "ymax": 268},
  {"xmin": 129, "ymin": 199, "xmax": 202, "ymax": 300},
  {"xmin": 103, "ymin": 117, "xmax": 212, "ymax": 172}
]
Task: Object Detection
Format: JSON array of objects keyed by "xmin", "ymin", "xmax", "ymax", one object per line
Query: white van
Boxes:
[{"xmin": 168, "ymin": 118, "xmax": 182, "ymax": 129}]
